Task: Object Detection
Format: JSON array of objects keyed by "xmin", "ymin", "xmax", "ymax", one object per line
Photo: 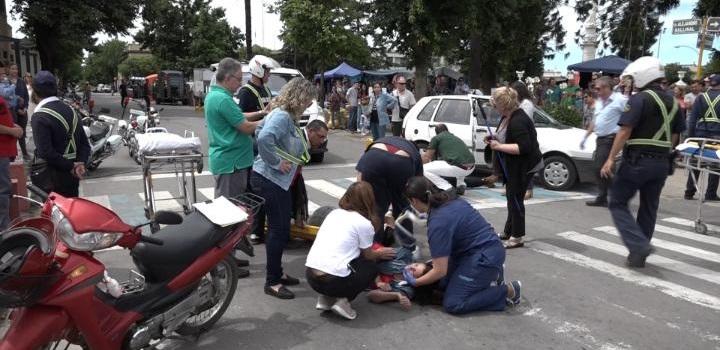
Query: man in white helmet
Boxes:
[{"xmin": 599, "ymin": 56, "xmax": 685, "ymax": 268}]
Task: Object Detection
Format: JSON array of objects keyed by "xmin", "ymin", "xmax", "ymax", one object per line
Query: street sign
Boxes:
[
  {"xmin": 673, "ymin": 18, "xmax": 701, "ymax": 34},
  {"xmin": 697, "ymin": 33, "xmax": 714, "ymax": 50},
  {"xmin": 708, "ymin": 17, "xmax": 720, "ymax": 33}
]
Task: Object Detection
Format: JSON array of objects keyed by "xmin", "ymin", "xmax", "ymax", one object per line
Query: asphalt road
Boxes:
[{"xmin": 72, "ymin": 94, "xmax": 720, "ymax": 350}]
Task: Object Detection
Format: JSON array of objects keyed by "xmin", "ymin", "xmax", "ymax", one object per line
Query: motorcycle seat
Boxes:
[
  {"xmin": 89, "ymin": 123, "xmax": 109, "ymax": 142},
  {"xmin": 131, "ymin": 211, "xmax": 234, "ymax": 283}
]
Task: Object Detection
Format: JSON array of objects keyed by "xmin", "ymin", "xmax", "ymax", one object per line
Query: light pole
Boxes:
[
  {"xmin": 674, "ymin": 45, "xmax": 699, "ymax": 54},
  {"xmin": 657, "ymin": 28, "xmax": 667, "ymax": 58}
]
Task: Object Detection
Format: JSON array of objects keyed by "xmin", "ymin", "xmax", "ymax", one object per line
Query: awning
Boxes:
[{"xmin": 567, "ymin": 55, "xmax": 632, "ymax": 75}]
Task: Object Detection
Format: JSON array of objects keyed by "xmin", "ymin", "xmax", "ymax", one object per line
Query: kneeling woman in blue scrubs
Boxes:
[{"xmin": 402, "ymin": 176, "xmax": 522, "ymax": 314}]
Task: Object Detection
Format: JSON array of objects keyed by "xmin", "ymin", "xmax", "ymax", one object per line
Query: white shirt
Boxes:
[
  {"xmin": 305, "ymin": 209, "xmax": 375, "ymax": 277},
  {"xmin": 519, "ymin": 99, "xmax": 535, "ymax": 119},
  {"xmin": 35, "ymin": 96, "xmax": 60, "ymax": 111},
  {"xmin": 391, "ymin": 89, "xmax": 416, "ymax": 122}
]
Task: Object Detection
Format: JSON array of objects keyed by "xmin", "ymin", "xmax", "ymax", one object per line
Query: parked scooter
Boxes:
[
  {"xmin": 0, "ymin": 185, "xmax": 261, "ymax": 350},
  {"xmin": 80, "ymin": 108, "xmax": 123, "ymax": 170},
  {"xmin": 118, "ymin": 104, "xmax": 163, "ymax": 146}
]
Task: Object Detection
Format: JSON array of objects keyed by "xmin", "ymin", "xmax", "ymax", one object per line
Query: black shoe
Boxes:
[
  {"xmin": 585, "ymin": 199, "xmax": 608, "ymax": 207},
  {"xmin": 456, "ymin": 185, "xmax": 466, "ymax": 196},
  {"xmin": 237, "ymin": 268, "xmax": 250, "ymax": 278},
  {"xmin": 704, "ymin": 195, "xmax": 720, "ymax": 202},
  {"xmin": 265, "ymin": 285, "xmax": 295, "ymax": 299},
  {"xmin": 625, "ymin": 253, "xmax": 647, "ymax": 268},
  {"xmin": 684, "ymin": 193, "xmax": 695, "ymax": 200},
  {"xmin": 280, "ymin": 274, "xmax": 300, "ymax": 286},
  {"xmin": 236, "ymin": 259, "xmax": 249, "ymax": 267}
]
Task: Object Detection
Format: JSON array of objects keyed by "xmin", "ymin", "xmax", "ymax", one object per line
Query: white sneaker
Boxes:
[
  {"xmin": 331, "ymin": 298, "xmax": 357, "ymax": 320},
  {"xmin": 315, "ymin": 295, "xmax": 336, "ymax": 311}
]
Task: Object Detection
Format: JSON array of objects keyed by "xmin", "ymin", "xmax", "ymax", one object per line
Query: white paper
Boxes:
[{"xmin": 193, "ymin": 196, "xmax": 248, "ymax": 227}]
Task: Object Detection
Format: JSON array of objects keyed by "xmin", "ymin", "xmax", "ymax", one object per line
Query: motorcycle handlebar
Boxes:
[
  {"xmin": 26, "ymin": 184, "xmax": 48, "ymax": 202},
  {"xmin": 140, "ymin": 234, "xmax": 164, "ymax": 246}
]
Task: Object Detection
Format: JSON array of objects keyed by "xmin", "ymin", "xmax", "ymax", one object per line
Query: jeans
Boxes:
[
  {"xmin": 442, "ymin": 243, "xmax": 507, "ymax": 315},
  {"xmin": 347, "ymin": 106, "xmax": 358, "ymax": 131},
  {"xmin": 609, "ymin": 155, "xmax": 669, "ymax": 257},
  {"xmin": 685, "ymin": 130, "xmax": 720, "ymax": 198},
  {"xmin": 504, "ymin": 172, "xmax": 534, "ymax": 238},
  {"xmin": 370, "ymin": 122, "xmax": 385, "ymax": 140},
  {"xmin": 251, "ymin": 172, "xmax": 292, "ymax": 286},
  {"xmin": 306, "ymin": 257, "xmax": 378, "ymax": 301},
  {"xmin": 423, "ymin": 161, "xmax": 474, "ymax": 190},
  {"xmin": 593, "ymin": 135, "xmax": 616, "ymax": 202},
  {"xmin": 0, "ymin": 158, "xmax": 10, "ymax": 230}
]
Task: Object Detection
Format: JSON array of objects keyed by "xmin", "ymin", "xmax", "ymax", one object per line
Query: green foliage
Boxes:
[
  {"xmin": 11, "ymin": 0, "xmax": 141, "ymax": 83},
  {"xmin": 118, "ymin": 56, "xmax": 161, "ymax": 78},
  {"xmin": 575, "ymin": 0, "xmax": 679, "ymax": 60},
  {"xmin": 135, "ymin": 0, "xmax": 243, "ymax": 74},
  {"xmin": 694, "ymin": 0, "xmax": 720, "ymax": 16},
  {"xmin": 83, "ymin": 40, "xmax": 128, "ymax": 85},
  {"xmin": 271, "ymin": 0, "xmax": 374, "ymax": 77},
  {"xmin": 664, "ymin": 63, "xmax": 691, "ymax": 83},
  {"xmin": 544, "ymin": 103, "xmax": 583, "ymax": 128}
]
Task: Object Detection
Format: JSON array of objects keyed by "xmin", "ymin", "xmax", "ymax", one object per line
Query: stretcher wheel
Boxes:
[{"xmin": 695, "ymin": 222, "xmax": 708, "ymax": 235}]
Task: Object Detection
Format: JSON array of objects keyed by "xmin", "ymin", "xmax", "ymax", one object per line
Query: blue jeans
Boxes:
[
  {"xmin": 0, "ymin": 158, "xmax": 10, "ymax": 230},
  {"xmin": 609, "ymin": 155, "xmax": 669, "ymax": 257},
  {"xmin": 251, "ymin": 172, "xmax": 292, "ymax": 286},
  {"xmin": 442, "ymin": 242, "xmax": 507, "ymax": 314},
  {"xmin": 347, "ymin": 106, "xmax": 358, "ymax": 131},
  {"xmin": 370, "ymin": 122, "xmax": 385, "ymax": 140}
]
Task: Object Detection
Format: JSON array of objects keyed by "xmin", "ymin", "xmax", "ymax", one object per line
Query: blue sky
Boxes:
[{"xmin": 545, "ymin": 0, "xmax": 708, "ymax": 72}]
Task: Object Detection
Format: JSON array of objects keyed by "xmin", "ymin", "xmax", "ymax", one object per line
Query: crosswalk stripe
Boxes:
[
  {"xmin": 654, "ymin": 224, "xmax": 720, "ymax": 248},
  {"xmin": 84, "ymin": 195, "xmax": 111, "ymax": 209},
  {"xmin": 470, "ymin": 194, "xmax": 594, "ymax": 210},
  {"xmin": 305, "ymin": 179, "xmax": 348, "ymax": 199},
  {"xmin": 197, "ymin": 187, "xmax": 215, "ymax": 201},
  {"xmin": 593, "ymin": 226, "xmax": 720, "ymax": 264},
  {"xmin": 662, "ymin": 217, "xmax": 720, "ymax": 235},
  {"xmin": 557, "ymin": 231, "xmax": 720, "ymax": 286},
  {"xmin": 137, "ymin": 191, "xmax": 184, "ymax": 212},
  {"xmin": 308, "ymin": 201, "xmax": 320, "ymax": 216},
  {"xmin": 530, "ymin": 241, "xmax": 720, "ymax": 311}
]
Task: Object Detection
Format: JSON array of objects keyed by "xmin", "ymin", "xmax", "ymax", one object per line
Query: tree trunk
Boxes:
[
  {"xmin": 469, "ymin": 35, "xmax": 484, "ymax": 93},
  {"xmin": 413, "ymin": 45, "xmax": 432, "ymax": 99},
  {"xmin": 245, "ymin": 0, "xmax": 253, "ymax": 60}
]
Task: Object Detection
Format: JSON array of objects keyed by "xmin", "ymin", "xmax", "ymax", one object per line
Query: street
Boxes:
[{"xmin": 82, "ymin": 93, "xmax": 719, "ymax": 350}]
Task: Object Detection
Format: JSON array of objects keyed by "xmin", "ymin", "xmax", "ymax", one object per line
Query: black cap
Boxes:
[{"xmin": 33, "ymin": 71, "xmax": 57, "ymax": 90}]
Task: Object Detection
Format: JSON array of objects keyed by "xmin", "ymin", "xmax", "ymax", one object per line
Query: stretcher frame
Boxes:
[{"xmin": 677, "ymin": 137, "xmax": 720, "ymax": 235}]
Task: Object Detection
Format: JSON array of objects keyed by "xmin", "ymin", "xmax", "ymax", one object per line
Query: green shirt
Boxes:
[
  {"xmin": 204, "ymin": 85, "xmax": 253, "ymax": 174},
  {"xmin": 561, "ymin": 85, "xmax": 580, "ymax": 107},
  {"xmin": 429, "ymin": 131, "xmax": 474, "ymax": 166}
]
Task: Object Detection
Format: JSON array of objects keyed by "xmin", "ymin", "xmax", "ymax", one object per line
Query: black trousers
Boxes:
[
  {"xmin": 50, "ymin": 169, "xmax": 80, "ymax": 198},
  {"xmin": 391, "ymin": 121, "xmax": 403, "ymax": 137},
  {"xmin": 504, "ymin": 172, "xmax": 534, "ymax": 238},
  {"xmin": 593, "ymin": 135, "xmax": 615, "ymax": 202},
  {"xmin": 306, "ymin": 257, "xmax": 378, "ymax": 301}
]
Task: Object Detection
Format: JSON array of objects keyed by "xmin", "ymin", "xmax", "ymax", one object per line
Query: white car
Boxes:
[{"xmin": 403, "ymin": 95, "xmax": 597, "ymax": 190}]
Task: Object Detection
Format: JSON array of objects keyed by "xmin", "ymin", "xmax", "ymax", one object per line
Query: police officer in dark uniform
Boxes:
[
  {"xmin": 684, "ymin": 74, "xmax": 720, "ymax": 201},
  {"xmin": 238, "ymin": 55, "xmax": 278, "ymax": 245},
  {"xmin": 600, "ymin": 57, "xmax": 685, "ymax": 268}
]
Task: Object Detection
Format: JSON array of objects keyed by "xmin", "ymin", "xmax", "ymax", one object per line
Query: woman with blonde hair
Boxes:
[
  {"xmin": 251, "ymin": 77, "xmax": 316, "ymax": 299},
  {"xmin": 306, "ymin": 181, "xmax": 396, "ymax": 320},
  {"xmin": 485, "ymin": 87, "xmax": 542, "ymax": 249}
]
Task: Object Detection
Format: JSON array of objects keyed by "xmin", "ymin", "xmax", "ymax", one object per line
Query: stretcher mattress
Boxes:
[
  {"xmin": 676, "ymin": 142, "xmax": 720, "ymax": 160},
  {"xmin": 136, "ymin": 132, "xmax": 202, "ymax": 155}
]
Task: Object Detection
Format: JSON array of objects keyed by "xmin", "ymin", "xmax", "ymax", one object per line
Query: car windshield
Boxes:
[{"xmin": 240, "ymin": 72, "xmax": 300, "ymax": 97}]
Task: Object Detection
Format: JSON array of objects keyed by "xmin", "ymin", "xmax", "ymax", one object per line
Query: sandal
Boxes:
[{"xmin": 504, "ymin": 237, "xmax": 524, "ymax": 249}]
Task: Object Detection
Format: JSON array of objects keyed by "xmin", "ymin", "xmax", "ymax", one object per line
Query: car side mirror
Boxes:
[{"xmin": 154, "ymin": 211, "xmax": 183, "ymax": 225}]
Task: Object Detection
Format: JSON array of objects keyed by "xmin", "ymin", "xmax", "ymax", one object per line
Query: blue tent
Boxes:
[
  {"xmin": 567, "ymin": 55, "xmax": 632, "ymax": 75},
  {"xmin": 314, "ymin": 62, "xmax": 362, "ymax": 80}
]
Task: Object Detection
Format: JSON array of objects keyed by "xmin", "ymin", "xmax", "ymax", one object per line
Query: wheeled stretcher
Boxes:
[{"xmin": 676, "ymin": 137, "xmax": 720, "ymax": 235}]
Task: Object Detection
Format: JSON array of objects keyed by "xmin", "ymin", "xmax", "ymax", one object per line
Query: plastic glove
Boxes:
[{"xmin": 402, "ymin": 267, "xmax": 417, "ymax": 286}]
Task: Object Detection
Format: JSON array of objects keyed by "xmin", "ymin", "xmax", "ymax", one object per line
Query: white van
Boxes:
[{"xmin": 402, "ymin": 94, "xmax": 597, "ymax": 190}]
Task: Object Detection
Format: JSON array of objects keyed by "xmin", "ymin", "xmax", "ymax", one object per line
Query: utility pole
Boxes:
[{"xmin": 697, "ymin": 17, "xmax": 708, "ymax": 79}]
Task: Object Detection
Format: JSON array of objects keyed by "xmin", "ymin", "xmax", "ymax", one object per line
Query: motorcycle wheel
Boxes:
[{"xmin": 176, "ymin": 255, "xmax": 238, "ymax": 336}]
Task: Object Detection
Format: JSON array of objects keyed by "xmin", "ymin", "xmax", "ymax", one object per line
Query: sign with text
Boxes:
[
  {"xmin": 708, "ymin": 17, "xmax": 720, "ymax": 33},
  {"xmin": 673, "ymin": 18, "xmax": 701, "ymax": 34}
]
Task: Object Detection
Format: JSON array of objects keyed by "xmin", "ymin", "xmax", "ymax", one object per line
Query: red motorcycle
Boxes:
[{"xmin": 0, "ymin": 185, "xmax": 260, "ymax": 349}]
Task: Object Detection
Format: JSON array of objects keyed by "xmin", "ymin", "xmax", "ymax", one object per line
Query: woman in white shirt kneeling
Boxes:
[{"xmin": 305, "ymin": 181, "xmax": 396, "ymax": 320}]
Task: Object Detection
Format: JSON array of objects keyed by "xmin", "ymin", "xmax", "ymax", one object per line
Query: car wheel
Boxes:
[
  {"xmin": 541, "ymin": 155, "xmax": 577, "ymax": 191},
  {"xmin": 308, "ymin": 206, "xmax": 335, "ymax": 226},
  {"xmin": 310, "ymin": 152, "xmax": 325, "ymax": 163}
]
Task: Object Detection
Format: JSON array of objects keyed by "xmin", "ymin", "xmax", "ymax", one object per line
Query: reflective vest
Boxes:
[
  {"xmin": 275, "ymin": 126, "xmax": 309, "ymax": 165},
  {"xmin": 35, "ymin": 106, "xmax": 78, "ymax": 159},
  {"xmin": 701, "ymin": 92, "xmax": 720, "ymax": 123},
  {"xmin": 242, "ymin": 84, "xmax": 272, "ymax": 110},
  {"xmin": 625, "ymin": 90, "xmax": 677, "ymax": 149}
]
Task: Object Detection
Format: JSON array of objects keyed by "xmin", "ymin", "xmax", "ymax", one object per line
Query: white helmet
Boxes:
[
  {"xmin": 248, "ymin": 55, "xmax": 280, "ymax": 79},
  {"xmin": 621, "ymin": 56, "xmax": 665, "ymax": 89}
]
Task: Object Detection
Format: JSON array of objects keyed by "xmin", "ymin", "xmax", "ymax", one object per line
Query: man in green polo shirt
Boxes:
[
  {"xmin": 422, "ymin": 124, "xmax": 476, "ymax": 195},
  {"xmin": 205, "ymin": 57, "xmax": 258, "ymax": 199}
]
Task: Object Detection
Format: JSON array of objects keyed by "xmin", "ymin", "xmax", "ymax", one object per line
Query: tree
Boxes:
[
  {"xmin": 118, "ymin": 56, "xmax": 161, "ymax": 78},
  {"xmin": 575, "ymin": 0, "xmax": 679, "ymax": 60},
  {"xmin": 664, "ymin": 63, "xmax": 691, "ymax": 84},
  {"xmin": 11, "ymin": 0, "xmax": 141, "ymax": 82},
  {"xmin": 135, "ymin": 0, "xmax": 243, "ymax": 74},
  {"xmin": 271, "ymin": 0, "xmax": 374, "ymax": 94},
  {"xmin": 83, "ymin": 40, "xmax": 128, "ymax": 84},
  {"xmin": 245, "ymin": 0, "xmax": 253, "ymax": 60}
]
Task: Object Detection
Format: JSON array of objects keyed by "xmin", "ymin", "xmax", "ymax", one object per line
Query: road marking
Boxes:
[
  {"xmin": 308, "ymin": 201, "xmax": 320, "ymax": 215},
  {"xmin": 138, "ymin": 191, "xmax": 184, "ymax": 213},
  {"xmin": 594, "ymin": 226, "xmax": 720, "ymax": 264},
  {"xmin": 305, "ymin": 179, "xmax": 348, "ymax": 199},
  {"xmin": 654, "ymin": 224, "xmax": 720, "ymax": 247},
  {"xmin": 530, "ymin": 241, "xmax": 720, "ymax": 311},
  {"xmin": 662, "ymin": 217, "xmax": 720, "ymax": 235},
  {"xmin": 557, "ymin": 231, "xmax": 720, "ymax": 286},
  {"xmin": 197, "ymin": 187, "xmax": 215, "ymax": 201},
  {"xmin": 470, "ymin": 194, "xmax": 594, "ymax": 210}
]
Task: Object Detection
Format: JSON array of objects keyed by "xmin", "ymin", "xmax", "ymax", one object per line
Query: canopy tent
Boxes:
[
  {"xmin": 314, "ymin": 62, "xmax": 362, "ymax": 80},
  {"xmin": 362, "ymin": 69, "xmax": 413, "ymax": 80},
  {"xmin": 567, "ymin": 55, "xmax": 631, "ymax": 75}
]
